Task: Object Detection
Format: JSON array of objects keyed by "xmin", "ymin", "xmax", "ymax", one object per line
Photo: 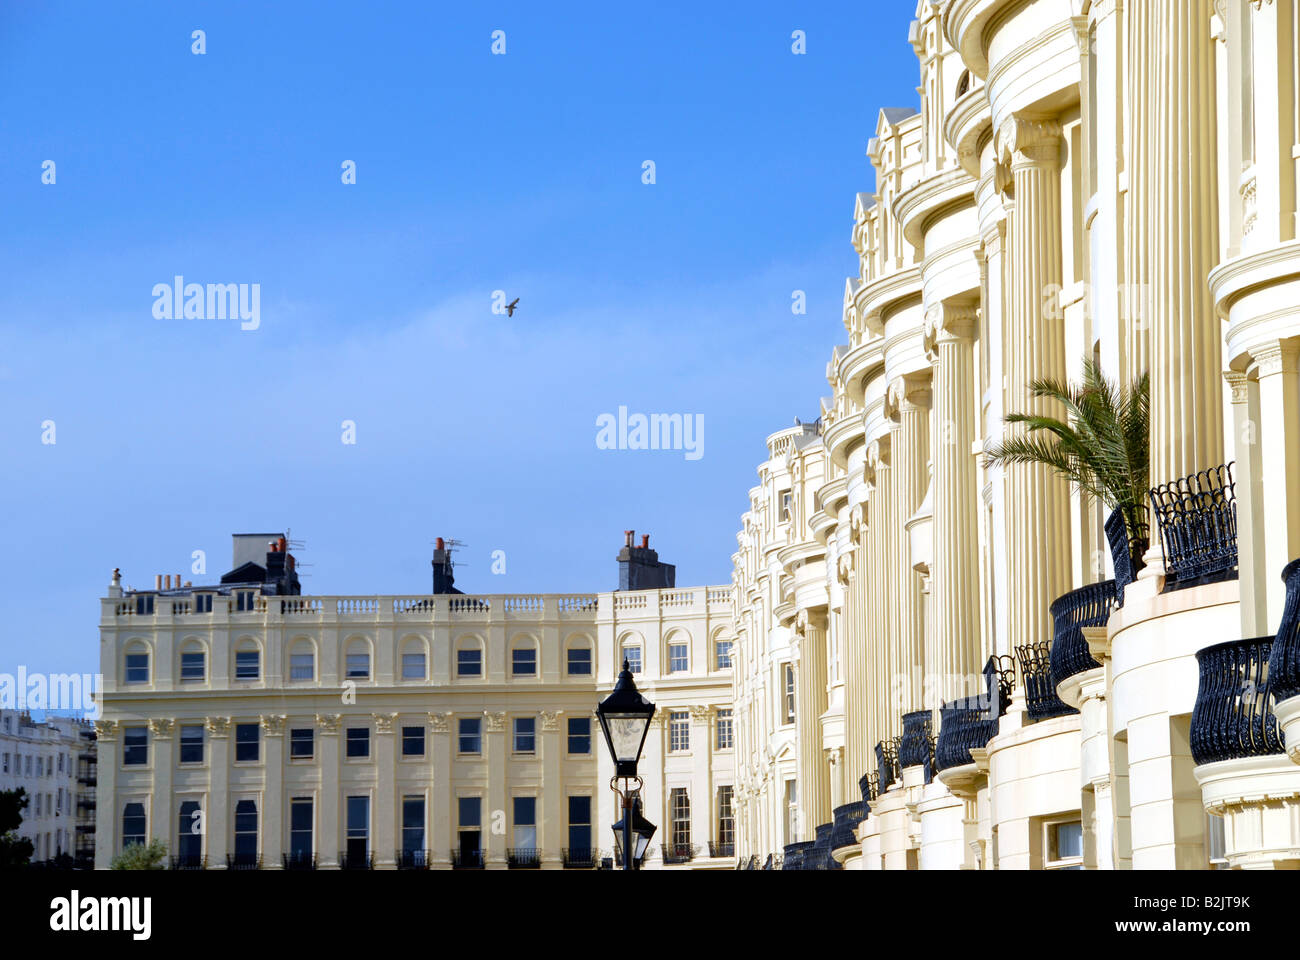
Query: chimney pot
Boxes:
[
  {"xmin": 641, "ymin": 535, "xmax": 649, "ymax": 549},
  {"xmin": 164, "ymin": 574, "xmax": 171, "ymax": 590},
  {"xmin": 436, "ymin": 537, "xmax": 445, "ymax": 551},
  {"xmin": 625, "ymin": 530, "xmax": 634, "ymax": 547},
  {"xmin": 155, "ymin": 574, "xmax": 162, "ymax": 590},
  {"xmin": 176, "ymin": 573, "xmax": 182, "ymax": 589},
  {"xmin": 278, "ymin": 536, "xmax": 287, "ymax": 553}
]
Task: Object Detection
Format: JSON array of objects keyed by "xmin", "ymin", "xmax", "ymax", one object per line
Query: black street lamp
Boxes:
[
  {"xmin": 611, "ymin": 796, "xmax": 656, "ymax": 870},
  {"xmin": 596, "ymin": 659, "xmax": 657, "ymax": 871}
]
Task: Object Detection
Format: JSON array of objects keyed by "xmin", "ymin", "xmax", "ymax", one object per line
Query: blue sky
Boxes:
[{"xmin": 0, "ymin": 1, "xmax": 921, "ymax": 683}]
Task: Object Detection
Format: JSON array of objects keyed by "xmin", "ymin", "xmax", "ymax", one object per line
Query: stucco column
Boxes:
[
  {"xmin": 1253, "ymin": 340, "xmax": 1300, "ymax": 622},
  {"xmin": 260, "ymin": 714, "xmax": 285, "ymax": 869},
  {"xmin": 147, "ymin": 719, "xmax": 174, "ymax": 856},
  {"xmin": 1133, "ymin": 1, "xmax": 1224, "ymax": 562},
  {"xmin": 690, "ymin": 706, "xmax": 713, "ymax": 853},
  {"xmin": 890, "ymin": 375, "xmax": 931, "ymax": 716},
  {"xmin": 928, "ymin": 305, "xmax": 982, "ymax": 704},
  {"xmin": 372, "ymin": 713, "xmax": 397, "ymax": 868},
  {"xmin": 430, "ymin": 712, "xmax": 452, "ymax": 869},
  {"xmin": 315, "ymin": 714, "xmax": 340, "ymax": 868},
  {"xmin": 1225, "ymin": 371, "xmax": 1268, "ymax": 636},
  {"xmin": 999, "ymin": 116, "xmax": 1073, "ymax": 651},
  {"xmin": 92, "ymin": 720, "xmax": 117, "ymax": 869},
  {"xmin": 841, "ymin": 506, "xmax": 866, "ymax": 785},
  {"xmin": 794, "ymin": 609, "xmax": 831, "ymax": 831},
  {"xmin": 867, "ymin": 439, "xmax": 896, "ymax": 745},
  {"xmin": 539, "ymin": 710, "xmax": 563, "ymax": 869},
  {"xmin": 205, "ymin": 717, "xmax": 231, "ymax": 867},
  {"xmin": 484, "ymin": 712, "xmax": 507, "ymax": 869}
]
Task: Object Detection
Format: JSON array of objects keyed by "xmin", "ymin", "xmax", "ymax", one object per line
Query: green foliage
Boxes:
[
  {"xmin": 985, "ymin": 357, "xmax": 1150, "ymax": 543},
  {"xmin": 0, "ymin": 788, "xmax": 34, "ymax": 869},
  {"xmin": 110, "ymin": 838, "xmax": 169, "ymax": 870}
]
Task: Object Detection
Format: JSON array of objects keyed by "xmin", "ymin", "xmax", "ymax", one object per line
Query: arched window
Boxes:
[
  {"xmin": 179, "ymin": 638, "xmax": 207, "ymax": 682},
  {"xmin": 400, "ymin": 636, "xmax": 428, "ymax": 681},
  {"xmin": 456, "ymin": 637, "xmax": 483, "ymax": 678},
  {"xmin": 956, "ymin": 68, "xmax": 971, "ymax": 97},
  {"xmin": 233, "ymin": 637, "xmax": 262, "ymax": 681},
  {"xmin": 565, "ymin": 635, "xmax": 593, "ymax": 676},
  {"xmin": 121, "ymin": 801, "xmax": 146, "ymax": 850},
  {"xmin": 510, "ymin": 636, "xmax": 538, "ymax": 677},
  {"xmin": 344, "ymin": 637, "xmax": 372, "ymax": 680},
  {"xmin": 123, "ymin": 641, "xmax": 151, "ymax": 684},
  {"xmin": 289, "ymin": 638, "xmax": 316, "ymax": 682},
  {"xmin": 618, "ymin": 632, "xmax": 643, "ymax": 675},
  {"xmin": 712, "ymin": 630, "xmax": 734, "ymax": 671},
  {"xmin": 666, "ymin": 630, "xmax": 691, "ymax": 674}
]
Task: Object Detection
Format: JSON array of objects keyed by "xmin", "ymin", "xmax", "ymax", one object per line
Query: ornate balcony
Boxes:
[
  {"xmin": 562, "ymin": 847, "xmax": 599, "ymax": 869},
  {"xmin": 1149, "ymin": 463, "xmax": 1238, "ymax": 587},
  {"xmin": 338, "ymin": 851, "xmax": 374, "ymax": 870},
  {"xmin": 1265, "ymin": 558, "xmax": 1300, "ymax": 703},
  {"xmin": 1191, "ymin": 636, "xmax": 1284, "ymax": 765},
  {"xmin": 1106, "ymin": 507, "xmax": 1148, "ymax": 604},
  {"xmin": 707, "ymin": 840, "xmax": 735, "ymax": 858},
  {"xmin": 1017, "ymin": 641, "xmax": 1079, "ymax": 721},
  {"xmin": 1049, "ymin": 580, "xmax": 1118, "ymax": 688},
  {"xmin": 830, "ymin": 802, "xmax": 865, "ymax": 851},
  {"xmin": 858, "ymin": 771, "xmax": 879, "ymax": 808},
  {"xmin": 226, "ymin": 852, "xmax": 261, "ymax": 871},
  {"xmin": 661, "ymin": 842, "xmax": 698, "ymax": 865},
  {"xmin": 782, "ymin": 841, "xmax": 814, "ymax": 870},
  {"xmin": 875, "ymin": 738, "xmax": 901, "ymax": 793},
  {"xmin": 807, "ymin": 823, "xmax": 835, "ymax": 871},
  {"xmin": 396, "ymin": 849, "xmax": 430, "ymax": 870},
  {"xmin": 899, "ymin": 710, "xmax": 935, "ymax": 781},
  {"xmin": 934, "ymin": 655, "xmax": 1014, "ymax": 772},
  {"xmin": 451, "ymin": 848, "xmax": 484, "ymax": 870},
  {"xmin": 507, "ymin": 847, "xmax": 541, "ymax": 869},
  {"xmin": 282, "ymin": 852, "xmax": 317, "ymax": 871},
  {"xmin": 170, "ymin": 854, "xmax": 206, "ymax": 871}
]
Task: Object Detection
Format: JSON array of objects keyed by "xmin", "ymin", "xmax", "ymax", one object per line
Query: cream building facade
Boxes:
[
  {"xmin": 734, "ymin": 0, "xmax": 1300, "ymax": 871},
  {"xmin": 95, "ymin": 535, "xmax": 736, "ymax": 870}
]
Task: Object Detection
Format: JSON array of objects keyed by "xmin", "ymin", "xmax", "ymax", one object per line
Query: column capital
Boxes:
[
  {"xmin": 997, "ymin": 115, "xmax": 1063, "ymax": 168},
  {"xmin": 484, "ymin": 711, "xmax": 506, "ymax": 732},
  {"xmin": 147, "ymin": 718, "xmax": 173, "ymax": 739},
  {"xmin": 428, "ymin": 711, "xmax": 450, "ymax": 732},
  {"xmin": 925, "ymin": 302, "xmax": 979, "ymax": 346},
  {"xmin": 867, "ymin": 434, "xmax": 892, "ymax": 471},
  {"xmin": 205, "ymin": 717, "xmax": 231, "ymax": 738},
  {"xmin": 371, "ymin": 712, "xmax": 398, "ymax": 734},
  {"xmin": 259, "ymin": 714, "xmax": 287, "ymax": 737},
  {"xmin": 539, "ymin": 709, "xmax": 561, "ymax": 731},
  {"xmin": 689, "ymin": 705, "xmax": 713, "ymax": 722},
  {"xmin": 886, "ymin": 372, "xmax": 933, "ymax": 417},
  {"xmin": 314, "ymin": 713, "xmax": 341, "ymax": 735},
  {"xmin": 1253, "ymin": 338, "xmax": 1300, "ymax": 378},
  {"xmin": 93, "ymin": 719, "xmax": 119, "ymax": 742},
  {"xmin": 1223, "ymin": 369, "xmax": 1251, "ymax": 404}
]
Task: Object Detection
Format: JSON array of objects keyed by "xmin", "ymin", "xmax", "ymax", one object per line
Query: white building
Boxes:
[
  {"xmin": 95, "ymin": 532, "xmax": 736, "ymax": 869},
  {"xmin": 0, "ymin": 710, "xmax": 94, "ymax": 864}
]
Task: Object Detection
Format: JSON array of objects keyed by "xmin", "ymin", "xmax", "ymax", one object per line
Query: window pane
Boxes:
[
  {"xmin": 346, "ymin": 728, "xmax": 370, "ymax": 759},
  {"xmin": 290, "ymin": 653, "xmax": 314, "ymax": 680},
  {"xmin": 567, "ymin": 647, "xmax": 592, "ymax": 675},
  {"xmin": 235, "ymin": 724, "xmax": 259, "ymax": 762},
  {"xmin": 235, "ymin": 650, "xmax": 260, "ymax": 679},
  {"xmin": 514, "ymin": 718, "xmax": 535, "ymax": 753},
  {"xmin": 180, "ymin": 652, "xmax": 205, "ymax": 681},
  {"xmin": 457, "ymin": 649, "xmax": 481, "ymax": 676},
  {"xmin": 402, "ymin": 725, "xmax": 425, "ymax": 757},
  {"xmin": 622, "ymin": 646, "xmax": 642, "ymax": 674},
  {"xmin": 179, "ymin": 725, "xmax": 204, "ymax": 764},
  {"xmin": 290, "ymin": 728, "xmax": 314, "ymax": 758},
  {"xmin": 567, "ymin": 717, "xmax": 591, "ymax": 754},
  {"xmin": 345, "ymin": 653, "xmax": 370, "ymax": 679},
  {"xmin": 125, "ymin": 653, "xmax": 149, "ymax": 683},
  {"xmin": 512, "ymin": 648, "xmax": 536, "ymax": 676},
  {"xmin": 401, "ymin": 653, "xmax": 426, "ymax": 680},
  {"xmin": 458, "ymin": 718, "xmax": 481, "ymax": 754}
]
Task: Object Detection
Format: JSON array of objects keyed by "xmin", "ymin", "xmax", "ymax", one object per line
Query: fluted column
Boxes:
[
  {"xmin": 867, "ymin": 438, "xmax": 896, "ymax": 748},
  {"xmin": 840, "ymin": 510, "xmax": 866, "ymax": 788},
  {"xmin": 889, "ymin": 375, "xmax": 931, "ymax": 716},
  {"xmin": 1133, "ymin": 0, "xmax": 1224, "ymax": 539},
  {"xmin": 260, "ymin": 714, "xmax": 285, "ymax": 869},
  {"xmin": 928, "ymin": 304, "xmax": 983, "ymax": 704},
  {"xmin": 999, "ymin": 117, "xmax": 1073, "ymax": 652},
  {"xmin": 794, "ymin": 609, "xmax": 831, "ymax": 830}
]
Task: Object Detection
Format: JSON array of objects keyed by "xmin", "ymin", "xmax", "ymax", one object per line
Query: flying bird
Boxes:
[{"xmin": 506, "ymin": 297, "xmax": 520, "ymax": 317}]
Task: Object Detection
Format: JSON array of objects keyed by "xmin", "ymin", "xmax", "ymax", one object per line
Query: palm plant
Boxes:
[{"xmin": 984, "ymin": 358, "xmax": 1150, "ymax": 557}]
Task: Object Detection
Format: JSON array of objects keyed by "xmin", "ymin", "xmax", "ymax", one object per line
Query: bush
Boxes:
[{"xmin": 111, "ymin": 838, "xmax": 168, "ymax": 870}]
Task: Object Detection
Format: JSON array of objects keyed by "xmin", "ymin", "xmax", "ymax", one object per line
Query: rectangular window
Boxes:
[
  {"xmin": 235, "ymin": 723, "xmax": 260, "ymax": 763},
  {"xmin": 290, "ymin": 653, "xmax": 314, "ymax": 681},
  {"xmin": 567, "ymin": 717, "xmax": 591, "ymax": 755},
  {"xmin": 780, "ymin": 490, "xmax": 792, "ymax": 521},
  {"xmin": 669, "ymin": 711, "xmax": 689, "ymax": 752},
  {"xmin": 458, "ymin": 717, "xmax": 481, "ymax": 755},
  {"xmin": 346, "ymin": 727, "xmax": 370, "ymax": 759},
  {"xmin": 401, "ymin": 653, "xmax": 426, "ymax": 680},
  {"xmin": 345, "ymin": 796, "xmax": 369, "ymax": 863},
  {"xmin": 235, "ymin": 650, "xmax": 260, "ymax": 680},
  {"xmin": 783, "ymin": 663, "xmax": 796, "ymax": 724},
  {"xmin": 177, "ymin": 800, "xmax": 202, "ymax": 861},
  {"xmin": 135, "ymin": 595, "xmax": 154, "ymax": 615},
  {"xmin": 194, "ymin": 593, "xmax": 213, "ymax": 613},
  {"xmin": 785, "ymin": 780, "xmax": 799, "ymax": 845},
  {"xmin": 395, "ymin": 725, "xmax": 423, "ymax": 758},
  {"xmin": 2, "ymin": 754, "xmax": 7, "ymax": 774},
  {"xmin": 567, "ymin": 647, "xmax": 592, "ymax": 675},
  {"xmin": 513, "ymin": 717, "xmax": 535, "ymax": 754},
  {"xmin": 122, "ymin": 802, "xmax": 146, "ymax": 849},
  {"xmin": 513, "ymin": 796, "xmax": 537, "ymax": 851},
  {"xmin": 623, "ymin": 645, "xmax": 642, "ymax": 675},
  {"xmin": 345, "ymin": 653, "xmax": 370, "ymax": 680},
  {"xmin": 458, "ymin": 797, "xmax": 482, "ymax": 862},
  {"xmin": 670, "ymin": 787, "xmax": 691, "ymax": 849},
  {"xmin": 289, "ymin": 798, "xmax": 313, "ymax": 861},
  {"xmin": 289, "ymin": 728, "xmax": 314, "ymax": 759},
  {"xmin": 1046, "ymin": 820, "xmax": 1084, "ymax": 870},
  {"xmin": 568, "ymin": 795, "xmax": 592, "ymax": 855},
  {"xmin": 123, "ymin": 727, "xmax": 148, "ymax": 766},
  {"xmin": 179, "ymin": 724, "xmax": 204, "ymax": 764},
  {"xmin": 717, "ymin": 785, "xmax": 735, "ymax": 850},
  {"xmin": 124, "ymin": 653, "xmax": 149, "ymax": 684},
  {"xmin": 235, "ymin": 591, "xmax": 256, "ymax": 612},
  {"xmin": 668, "ymin": 642, "xmax": 688, "ymax": 673},
  {"xmin": 180, "ymin": 652, "xmax": 206, "ymax": 681},
  {"xmin": 715, "ymin": 639, "xmax": 733, "ymax": 670},
  {"xmin": 457, "ymin": 648, "xmax": 482, "ymax": 677},
  {"xmin": 715, "ymin": 708, "xmax": 733, "ymax": 750},
  {"xmin": 402, "ymin": 796, "xmax": 425, "ymax": 856},
  {"xmin": 234, "ymin": 799, "xmax": 258, "ymax": 862},
  {"xmin": 511, "ymin": 647, "xmax": 536, "ymax": 676}
]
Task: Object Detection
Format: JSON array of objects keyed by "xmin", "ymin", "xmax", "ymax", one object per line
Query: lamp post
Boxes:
[{"xmin": 596, "ymin": 658, "xmax": 657, "ymax": 871}]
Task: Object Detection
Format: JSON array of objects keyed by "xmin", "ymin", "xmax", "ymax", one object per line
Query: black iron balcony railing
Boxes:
[
  {"xmin": 875, "ymin": 738, "xmax": 901, "ymax": 793},
  {"xmin": 507, "ymin": 847, "xmax": 541, "ymax": 869},
  {"xmin": 1017, "ymin": 641, "xmax": 1079, "ymax": 721},
  {"xmin": 1106, "ymin": 506, "xmax": 1149, "ymax": 606},
  {"xmin": 170, "ymin": 853, "xmax": 206, "ymax": 870},
  {"xmin": 899, "ymin": 710, "xmax": 935, "ymax": 781},
  {"xmin": 282, "ymin": 852, "xmax": 317, "ymax": 871},
  {"xmin": 396, "ymin": 849, "xmax": 430, "ymax": 870},
  {"xmin": 452, "ymin": 848, "xmax": 484, "ymax": 870},
  {"xmin": 934, "ymin": 656, "xmax": 1015, "ymax": 773},
  {"xmin": 562, "ymin": 847, "xmax": 598, "ymax": 869},
  {"xmin": 1265, "ymin": 558, "xmax": 1300, "ymax": 703},
  {"xmin": 830, "ymin": 801, "xmax": 864, "ymax": 851},
  {"xmin": 1191, "ymin": 636, "xmax": 1285, "ymax": 765},
  {"xmin": 858, "ymin": 770, "xmax": 879, "ymax": 809},
  {"xmin": 226, "ymin": 852, "xmax": 261, "ymax": 871},
  {"xmin": 785, "ymin": 840, "xmax": 815, "ymax": 870},
  {"xmin": 743, "ymin": 854, "xmax": 760, "ymax": 870},
  {"xmin": 76, "ymin": 791, "xmax": 96, "ymax": 808},
  {"xmin": 1049, "ymin": 579, "xmax": 1118, "ymax": 688},
  {"xmin": 338, "ymin": 851, "xmax": 374, "ymax": 870},
  {"xmin": 707, "ymin": 840, "xmax": 735, "ymax": 858},
  {"xmin": 1149, "ymin": 463, "xmax": 1238, "ymax": 586},
  {"xmin": 661, "ymin": 842, "xmax": 698, "ymax": 865},
  {"xmin": 761, "ymin": 853, "xmax": 774, "ymax": 870}
]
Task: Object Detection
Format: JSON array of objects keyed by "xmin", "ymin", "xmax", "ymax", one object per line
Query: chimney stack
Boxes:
[
  {"xmin": 625, "ymin": 530, "xmax": 635, "ymax": 548},
  {"xmin": 641, "ymin": 535, "xmax": 649, "ymax": 549},
  {"xmin": 155, "ymin": 574, "xmax": 162, "ymax": 590},
  {"xmin": 164, "ymin": 574, "xmax": 172, "ymax": 590},
  {"xmin": 616, "ymin": 530, "xmax": 676, "ymax": 592}
]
